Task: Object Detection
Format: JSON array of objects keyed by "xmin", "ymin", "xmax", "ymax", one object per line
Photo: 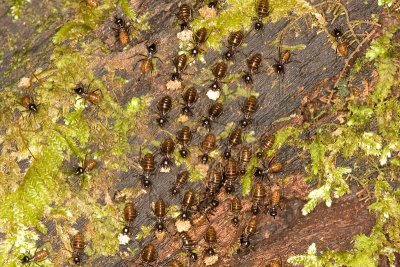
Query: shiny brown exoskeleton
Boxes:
[
  {"xmin": 239, "ymin": 95, "xmax": 258, "ymax": 128},
  {"xmin": 253, "ymin": 0, "xmax": 270, "ymax": 31},
  {"xmin": 122, "ymin": 202, "xmax": 137, "ymax": 235},
  {"xmin": 160, "ymin": 137, "xmax": 175, "ymax": 172},
  {"xmin": 171, "ymin": 54, "xmax": 188, "ymax": 81},
  {"xmin": 267, "ymin": 186, "xmax": 284, "ymax": 218},
  {"xmin": 210, "ymin": 61, "xmax": 228, "ymax": 91},
  {"xmin": 257, "ymin": 134, "xmax": 275, "ymax": 158},
  {"xmin": 238, "ymin": 146, "xmax": 252, "ymax": 175},
  {"xmin": 180, "ymin": 232, "xmax": 198, "ymax": 261},
  {"xmin": 205, "ymin": 166, "xmax": 223, "ymax": 207},
  {"xmin": 75, "ymin": 158, "xmax": 97, "ymax": 176},
  {"xmin": 141, "ymin": 244, "xmax": 156, "ymax": 265},
  {"xmin": 224, "ymin": 159, "xmax": 238, "ymax": 193},
  {"xmin": 71, "ymin": 232, "xmax": 85, "ymax": 265},
  {"xmin": 156, "ymin": 95, "xmax": 172, "ymax": 127},
  {"xmin": 240, "ymin": 217, "xmax": 257, "ymax": 248},
  {"xmin": 74, "ymin": 83, "xmax": 102, "ymax": 105},
  {"xmin": 171, "ymin": 171, "xmax": 189, "ymax": 196},
  {"xmin": 190, "ymin": 205, "xmax": 214, "ymax": 226},
  {"xmin": 190, "ymin": 27, "xmax": 208, "ymax": 56},
  {"xmin": 113, "ymin": 17, "xmax": 132, "ymax": 46},
  {"xmin": 201, "ymin": 102, "xmax": 223, "ymax": 131},
  {"xmin": 200, "ymin": 133, "xmax": 216, "ymax": 164},
  {"xmin": 251, "ymin": 183, "xmax": 266, "ymax": 215},
  {"xmin": 21, "ymin": 95, "xmax": 39, "ymax": 114},
  {"xmin": 21, "ymin": 249, "xmax": 49, "ymax": 264},
  {"xmin": 177, "ymin": 126, "xmax": 192, "ymax": 158},
  {"xmin": 230, "ymin": 196, "xmax": 242, "ymax": 226},
  {"xmin": 224, "ymin": 30, "xmax": 244, "ymax": 60},
  {"xmin": 224, "ymin": 128, "xmax": 242, "ymax": 159},
  {"xmin": 134, "ymin": 42, "xmax": 161, "ymax": 76},
  {"xmin": 254, "ymin": 158, "xmax": 282, "ymax": 182},
  {"xmin": 154, "ymin": 198, "xmax": 167, "ymax": 232},
  {"xmin": 204, "ymin": 226, "xmax": 217, "ymax": 256},
  {"xmin": 181, "ymin": 190, "xmax": 196, "ymax": 220},
  {"xmin": 177, "ymin": 4, "xmax": 192, "ymax": 31},
  {"xmin": 140, "ymin": 153, "xmax": 156, "ymax": 187},
  {"xmin": 243, "ymin": 53, "xmax": 262, "ymax": 84},
  {"xmin": 182, "ymin": 87, "xmax": 198, "ymax": 116},
  {"xmin": 273, "ymin": 47, "xmax": 293, "ymax": 80}
]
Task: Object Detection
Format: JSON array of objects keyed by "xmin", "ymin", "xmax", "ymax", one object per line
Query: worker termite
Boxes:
[
  {"xmin": 181, "ymin": 190, "xmax": 196, "ymax": 220},
  {"xmin": 180, "ymin": 232, "xmax": 198, "ymax": 261},
  {"xmin": 177, "ymin": 3, "xmax": 192, "ymax": 31},
  {"xmin": 251, "ymin": 183, "xmax": 266, "ymax": 215},
  {"xmin": 122, "ymin": 202, "xmax": 137, "ymax": 235},
  {"xmin": 224, "ymin": 128, "xmax": 242, "ymax": 159},
  {"xmin": 153, "ymin": 198, "xmax": 167, "ymax": 232},
  {"xmin": 171, "ymin": 54, "xmax": 188, "ymax": 81},
  {"xmin": 266, "ymin": 186, "xmax": 284, "ymax": 218},
  {"xmin": 204, "ymin": 226, "xmax": 217, "ymax": 256},
  {"xmin": 21, "ymin": 248, "xmax": 49, "ymax": 264},
  {"xmin": 133, "ymin": 42, "xmax": 162, "ymax": 77},
  {"xmin": 257, "ymin": 134, "xmax": 275, "ymax": 158},
  {"xmin": 254, "ymin": 157, "xmax": 282, "ymax": 182},
  {"xmin": 156, "ymin": 95, "xmax": 172, "ymax": 128},
  {"xmin": 239, "ymin": 95, "xmax": 258, "ymax": 128},
  {"xmin": 204, "ymin": 166, "xmax": 223, "ymax": 208},
  {"xmin": 74, "ymin": 82, "xmax": 103, "ymax": 105},
  {"xmin": 239, "ymin": 217, "xmax": 257, "ymax": 249},
  {"xmin": 230, "ymin": 196, "xmax": 242, "ymax": 226},
  {"xmin": 272, "ymin": 47, "xmax": 293, "ymax": 81},
  {"xmin": 210, "ymin": 61, "xmax": 228, "ymax": 91},
  {"xmin": 171, "ymin": 171, "xmax": 189, "ymax": 196},
  {"xmin": 113, "ymin": 16, "xmax": 133, "ymax": 47},
  {"xmin": 160, "ymin": 137, "xmax": 175, "ymax": 172},
  {"xmin": 182, "ymin": 87, "xmax": 198, "ymax": 116},
  {"xmin": 190, "ymin": 27, "xmax": 208, "ymax": 57},
  {"xmin": 238, "ymin": 146, "xmax": 252, "ymax": 175},
  {"xmin": 141, "ymin": 244, "xmax": 157, "ymax": 266},
  {"xmin": 224, "ymin": 159, "xmax": 238, "ymax": 193},
  {"xmin": 200, "ymin": 133, "xmax": 217, "ymax": 164},
  {"xmin": 224, "ymin": 30, "xmax": 244, "ymax": 60},
  {"xmin": 253, "ymin": 0, "xmax": 270, "ymax": 31},
  {"xmin": 20, "ymin": 95, "xmax": 39, "ymax": 116},
  {"xmin": 191, "ymin": 205, "xmax": 214, "ymax": 226},
  {"xmin": 177, "ymin": 126, "xmax": 192, "ymax": 158},
  {"xmin": 201, "ymin": 102, "xmax": 223, "ymax": 131},
  {"xmin": 75, "ymin": 157, "xmax": 97, "ymax": 176},
  {"xmin": 71, "ymin": 232, "xmax": 85, "ymax": 265},
  {"xmin": 242, "ymin": 53, "xmax": 263, "ymax": 84},
  {"xmin": 140, "ymin": 153, "xmax": 156, "ymax": 188}
]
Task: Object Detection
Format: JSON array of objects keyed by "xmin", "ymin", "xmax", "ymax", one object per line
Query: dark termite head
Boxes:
[
  {"xmin": 171, "ymin": 72, "xmax": 181, "ymax": 81},
  {"xmin": 190, "ymin": 252, "xmax": 198, "ymax": 261},
  {"xmin": 232, "ymin": 216, "xmax": 239, "ymax": 226},
  {"xmin": 256, "ymin": 151, "xmax": 264, "ymax": 158},
  {"xmin": 156, "ymin": 222, "xmax": 164, "ymax": 231},
  {"xmin": 180, "ymin": 148, "xmax": 189, "ymax": 158},
  {"xmin": 254, "ymin": 167, "xmax": 263, "ymax": 177},
  {"xmin": 114, "ymin": 17, "xmax": 125, "ymax": 28},
  {"xmin": 75, "ymin": 166, "xmax": 85, "ymax": 175},
  {"xmin": 142, "ymin": 178, "xmax": 152, "ymax": 188},
  {"xmin": 273, "ymin": 62, "xmax": 285, "ymax": 75},
  {"xmin": 157, "ymin": 117, "xmax": 167, "ymax": 127},
  {"xmin": 224, "ymin": 149, "xmax": 231, "ymax": 159},
  {"xmin": 73, "ymin": 255, "xmax": 81, "ymax": 265},
  {"xmin": 225, "ymin": 184, "xmax": 234, "ymax": 193},
  {"xmin": 210, "ymin": 80, "xmax": 220, "ymax": 91},
  {"xmin": 21, "ymin": 255, "xmax": 30, "ymax": 263},
  {"xmin": 251, "ymin": 205, "xmax": 260, "ymax": 215},
  {"xmin": 269, "ymin": 206, "xmax": 277, "ymax": 218},
  {"xmin": 147, "ymin": 42, "xmax": 157, "ymax": 55},
  {"xmin": 254, "ymin": 20, "xmax": 263, "ymax": 31},
  {"xmin": 122, "ymin": 226, "xmax": 130, "ymax": 235},
  {"xmin": 190, "ymin": 47, "xmax": 199, "ymax": 56},
  {"xmin": 181, "ymin": 211, "xmax": 189, "ymax": 220},
  {"xmin": 224, "ymin": 49, "xmax": 234, "ymax": 60},
  {"xmin": 242, "ymin": 72, "xmax": 253, "ymax": 84},
  {"xmin": 206, "ymin": 247, "xmax": 215, "ymax": 256},
  {"xmin": 210, "ymin": 198, "xmax": 219, "ymax": 208},
  {"xmin": 239, "ymin": 118, "xmax": 251, "ymax": 128}
]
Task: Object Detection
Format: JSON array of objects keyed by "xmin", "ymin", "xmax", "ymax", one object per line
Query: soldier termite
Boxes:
[
  {"xmin": 71, "ymin": 232, "xmax": 85, "ymax": 265},
  {"xmin": 224, "ymin": 30, "xmax": 244, "ymax": 60},
  {"xmin": 204, "ymin": 226, "xmax": 217, "ymax": 256},
  {"xmin": 242, "ymin": 53, "xmax": 263, "ymax": 85},
  {"xmin": 182, "ymin": 87, "xmax": 198, "ymax": 116},
  {"xmin": 141, "ymin": 244, "xmax": 156, "ymax": 266},
  {"xmin": 266, "ymin": 186, "xmax": 284, "ymax": 218},
  {"xmin": 74, "ymin": 82, "xmax": 103, "ymax": 105},
  {"xmin": 153, "ymin": 199, "xmax": 167, "ymax": 232},
  {"xmin": 177, "ymin": 3, "xmax": 192, "ymax": 31},
  {"xmin": 230, "ymin": 196, "xmax": 242, "ymax": 226},
  {"xmin": 132, "ymin": 42, "xmax": 162, "ymax": 77},
  {"xmin": 238, "ymin": 146, "xmax": 252, "ymax": 175},
  {"xmin": 331, "ymin": 27, "xmax": 349, "ymax": 56},
  {"xmin": 160, "ymin": 137, "xmax": 175, "ymax": 172},
  {"xmin": 210, "ymin": 61, "xmax": 228, "ymax": 91},
  {"xmin": 253, "ymin": 0, "xmax": 270, "ymax": 31},
  {"xmin": 190, "ymin": 27, "xmax": 208, "ymax": 57},
  {"xmin": 251, "ymin": 183, "xmax": 266, "ymax": 215},
  {"xmin": 113, "ymin": 17, "xmax": 133, "ymax": 47},
  {"xmin": 180, "ymin": 232, "xmax": 198, "ymax": 261},
  {"xmin": 201, "ymin": 102, "xmax": 223, "ymax": 131},
  {"xmin": 156, "ymin": 95, "xmax": 172, "ymax": 128},
  {"xmin": 75, "ymin": 158, "xmax": 97, "ymax": 176},
  {"xmin": 140, "ymin": 153, "xmax": 156, "ymax": 188},
  {"xmin": 224, "ymin": 128, "xmax": 242, "ymax": 159},
  {"xmin": 239, "ymin": 95, "xmax": 258, "ymax": 128},
  {"xmin": 254, "ymin": 157, "xmax": 282, "ymax": 182},
  {"xmin": 181, "ymin": 190, "xmax": 196, "ymax": 220},
  {"xmin": 257, "ymin": 134, "xmax": 275, "ymax": 158},
  {"xmin": 171, "ymin": 171, "xmax": 189, "ymax": 196},
  {"xmin": 239, "ymin": 217, "xmax": 257, "ymax": 249},
  {"xmin": 177, "ymin": 126, "xmax": 192, "ymax": 158},
  {"xmin": 21, "ymin": 248, "xmax": 49, "ymax": 264},
  {"xmin": 122, "ymin": 202, "xmax": 137, "ymax": 235},
  {"xmin": 20, "ymin": 95, "xmax": 39, "ymax": 116},
  {"xmin": 171, "ymin": 54, "xmax": 188, "ymax": 81},
  {"xmin": 169, "ymin": 259, "xmax": 184, "ymax": 267},
  {"xmin": 224, "ymin": 159, "xmax": 238, "ymax": 193},
  {"xmin": 200, "ymin": 133, "xmax": 217, "ymax": 164}
]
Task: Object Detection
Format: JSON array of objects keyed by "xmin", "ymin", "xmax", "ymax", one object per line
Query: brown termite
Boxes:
[
  {"xmin": 122, "ymin": 202, "xmax": 137, "ymax": 235},
  {"xmin": 177, "ymin": 3, "xmax": 192, "ymax": 31},
  {"xmin": 224, "ymin": 30, "xmax": 244, "ymax": 60},
  {"xmin": 20, "ymin": 95, "xmax": 39, "ymax": 115},
  {"xmin": 201, "ymin": 102, "xmax": 223, "ymax": 131},
  {"xmin": 177, "ymin": 126, "xmax": 192, "ymax": 158},
  {"xmin": 257, "ymin": 134, "xmax": 275, "ymax": 158},
  {"xmin": 171, "ymin": 54, "xmax": 188, "ymax": 81},
  {"xmin": 224, "ymin": 128, "xmax": 242, "ymax": 159},
  {"xmin": 140, "ymin": 153, "xmax": 156, "ymax": 188},
  {"xmin": 238, "ymin": 146, "xmax": 252, "ymax": 175},
  {"xmin": 160, "ymin": 137, "xmax": 175, "ymax": 172},
  {"xmin": 141, "ymin": 244, "xmax": 156, "ymax": 266},
  {"xmin": 191, "ymin": 205, "xmax": 214, "ymax": 226},
  {"xmin": 181, "ymin": 190, "xmax": 196, "ymax": 220},
  {"xmin": 153, "ymin": 198, "xmax": 167, "ymax": 232},
  {"xmin": 210, "ymin": 61, "xmax": 228, "ymax": 91},
  {"xmin": 272, "ymin": 47, "xmax": 295, "ymax": 81},
  {"xmin": 180, "ymin": 232, "xmax": 198, "ymax": 261},
  {"xmin": 74, "ymin": 82, "xmax": 102, "ymax": 105},
  {"xmin": 171, "ymin": 171, "xmax": 189, "ymax": 196},
  {"xmin": 156, "ymin": 95, "xmax": 172, "ymax": 128},
  {"xmin": 75, "ymin": 158, "xmax": 97, "ymax": 176},
  {"xmin": 254, "ymin": 157, "xmax": 282, "ymax": 182},
  {"xmin": 243, "ymin": 53, "xmax": 262, "ymax": 84},
  {"xmin": 239, "ymin": 217, "xmax": 257, "ymax": 248},
  {"xmin": 200, "ymin": 133, "xmax": 216, "ymax": 164},
  {"xmin": 133, "ymin": 42, "xmax": 162, "ymax": 76},
  {"xmin": 204, "ymin": 226, "xmax": 217, "ymax": 256},
  {"xmin": 224, "ymin": 159, "xmax": 238, "ymax": 193},
  {"xmin": 251, "ymin": 183, "xmax": 266, "ymax": 215},
  {"xmin": 253, "ymin": 0, "xmax": 270, "ymax": 31},
  {"xmin": 204, "ymin": 166, "xmax": 223, "ymax": 208},
  {"xmin": 267, "ymin": 186, "xmax": 284, "ymax": 218},
  {"xmin": 230, "ymin": 196, "xmax": 242, "ymax": 226},
  {"xmin": 182, "ymin": 87, "xmax": 198, "ymax": 116},
  {"xmin": 113, "ymin": 17, "xmax": 132, "ymax": 46},
  {"xmin": 190, "ymin": 27, "xmax": 208, "ymax": 57},
  {"xmin": 21, "ymin": 248, "xmax": 49, "ymax": 264},
  {"xmin": 239, "ymin": 95, "xmax": 258, "ymax": 128},
  {"xmin": 71, "ymin": 232, "xmax": 85, "ymax": 265},
  {"xmin": 337, "ymin": 40, "xmax": 349, "ymax": 57}
]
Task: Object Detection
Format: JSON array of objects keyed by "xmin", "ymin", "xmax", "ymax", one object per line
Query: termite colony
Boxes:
[{"xmin": 11, "ymin": 0, "xmax": 373, "ymax": 265}]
